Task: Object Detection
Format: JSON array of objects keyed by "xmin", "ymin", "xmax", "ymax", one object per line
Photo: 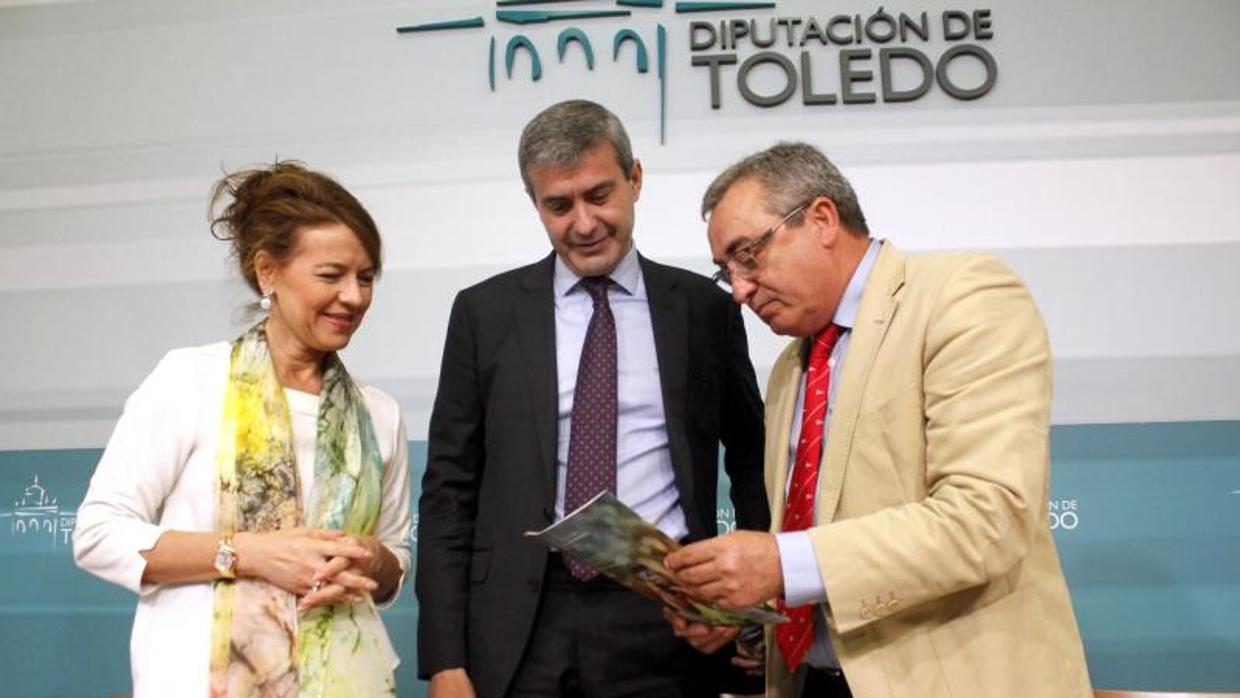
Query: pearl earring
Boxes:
[{"xmin": 259, "ymin": 289, "xmax": 273, "ymax": 311}]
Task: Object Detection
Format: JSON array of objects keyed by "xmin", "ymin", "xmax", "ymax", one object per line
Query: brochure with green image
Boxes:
[{"xmin": 525, "ymin": 491, "xmax": 787, "ymax": 626}]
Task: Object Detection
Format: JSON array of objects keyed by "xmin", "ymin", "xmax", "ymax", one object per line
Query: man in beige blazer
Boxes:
[{"xmin": 664, "ymin": 142, "xmax": 1092, "ymax": 698}]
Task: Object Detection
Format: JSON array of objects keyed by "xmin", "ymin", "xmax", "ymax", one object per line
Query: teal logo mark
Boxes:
[{"xmin": 398, "ymin": 1, "xmax": 779, "ymax": 144}]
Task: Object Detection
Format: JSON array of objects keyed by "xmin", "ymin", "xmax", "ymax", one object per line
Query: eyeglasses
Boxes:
[{"xmin": 711, "ymin": 204, "xmax": 807, "ymax": 289}]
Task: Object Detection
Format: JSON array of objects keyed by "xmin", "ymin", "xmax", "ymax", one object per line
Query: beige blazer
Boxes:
[{"xmin": 764, "ymin": 242, "xmax": 1092, "ymax": 698}]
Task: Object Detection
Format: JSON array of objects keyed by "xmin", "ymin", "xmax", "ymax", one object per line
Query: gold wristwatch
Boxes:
[{"xmin": 214, "ymin": 533, "xmax": 237, "ymax": 579}]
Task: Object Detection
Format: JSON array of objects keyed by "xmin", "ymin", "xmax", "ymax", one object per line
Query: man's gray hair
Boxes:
[
  {"xmin": 518, "ymin": 100, "xmax": 635, "ymax": 196},
  {"xmin": 701, "ymin": 142, "xmax": 868, "ymax": 235}
]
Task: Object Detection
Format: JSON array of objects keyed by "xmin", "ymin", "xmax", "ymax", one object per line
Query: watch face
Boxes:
[{"xmin": 215, "ymin": 546, "xmax": 236, "ymax": 575}]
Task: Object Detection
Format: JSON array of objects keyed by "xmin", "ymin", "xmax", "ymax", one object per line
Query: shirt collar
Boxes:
[
  {"xmin": 553, "ymin": 244, "xmax": 642, "ymax": 298},
  {"xmin": 799, "ymin": 237, "xmax": 882, "ymax": 363},
  {"xmin": 831, "ymin": 238, "xmax": 882, "ymax": 331}
]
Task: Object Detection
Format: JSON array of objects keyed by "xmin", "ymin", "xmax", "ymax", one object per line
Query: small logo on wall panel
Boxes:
[
  {"xmin": 398, "ymin": 2, "xmax": 999, "ymax": 144},
  {"xmin": 0, "ymin": 475, "xmax": 76, "ymax": 548},
  {"xmin": 1048, "ymin": 498, "xmax": 1079, "ymax": 531}
]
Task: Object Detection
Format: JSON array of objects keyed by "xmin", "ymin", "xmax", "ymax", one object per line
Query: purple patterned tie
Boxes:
[{"xmin": 563, "ymin": 276, "xmax": 618, "ymax": 580}]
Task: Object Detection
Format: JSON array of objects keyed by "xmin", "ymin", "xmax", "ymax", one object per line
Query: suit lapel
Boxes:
[
  {"xmin": 817, "ymin": 242, "xmax": 905, "ymax": 523},
  {"xmin": 514, "ymin": 254, "xmax": 560, "ymax": 501},
  {"xmin": 766, "ymin": 341, "xmax": 804, "ymax": 531},
  {"xmin": 641, "ymin": 256, "xmax": 699, "ymax": 532}
]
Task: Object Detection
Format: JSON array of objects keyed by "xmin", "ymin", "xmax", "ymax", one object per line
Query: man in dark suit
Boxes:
[{"xmin": 416, "ymin": 100, "xmax": 768, "ymax": 698}]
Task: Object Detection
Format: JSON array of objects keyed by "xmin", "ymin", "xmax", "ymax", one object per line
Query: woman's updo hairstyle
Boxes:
[{"xmin": 209, "ymin": 161, "xmax": 382, "ymax": 295}]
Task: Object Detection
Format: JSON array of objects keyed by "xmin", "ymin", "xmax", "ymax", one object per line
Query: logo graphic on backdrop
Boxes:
[
  {"xmin": 398, "ymin": 2, "xmax": 998, "ymax": 143},
  {"xmin": 1048, "ymin": 497, "xmax": 1080, "ymax": 532},
  {"xmin": 0, "ymin": 475, "xmax": 75, "ymax": 548}
]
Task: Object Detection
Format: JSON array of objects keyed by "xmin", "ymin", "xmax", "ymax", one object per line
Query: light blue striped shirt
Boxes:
[
  {"xmin": 552, "ymin": 246, "xmax": 688, "ymax": 540},
  {"xmin": 774, "ymin": 238, "xmax": 881, "ymax": 669}
]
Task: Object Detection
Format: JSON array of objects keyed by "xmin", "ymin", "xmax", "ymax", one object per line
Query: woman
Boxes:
[{"xmin": 74, "ymin": 162, "xmax": 411, "ymax": 698}]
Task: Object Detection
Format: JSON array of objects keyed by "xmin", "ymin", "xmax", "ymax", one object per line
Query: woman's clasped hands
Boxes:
[{"xmin": 234, "ymin": 527, "xmax": 381, "ymax": 611}]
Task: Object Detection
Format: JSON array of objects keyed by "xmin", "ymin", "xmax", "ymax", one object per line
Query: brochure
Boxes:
[{"xmin": 525, "ymin": 491, "xmax": 788, "ymax": 626}]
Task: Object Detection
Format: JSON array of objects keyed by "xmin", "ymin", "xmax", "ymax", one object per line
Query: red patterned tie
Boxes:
[
  {"xmin": 775, "ymin": 324, "xmax": 842, "ymax": 672},
  {"xmin": 562, "ymin": 276, "xmax": 618, "ymax": 580}
]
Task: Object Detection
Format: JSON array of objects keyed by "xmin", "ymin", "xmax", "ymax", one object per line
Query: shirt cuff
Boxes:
[{"xmin": 776, "ymin": 531, "xmax": 830, "ymax": 607}]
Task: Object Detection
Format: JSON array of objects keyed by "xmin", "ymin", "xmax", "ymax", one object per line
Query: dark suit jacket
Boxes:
[{"xmin": 415, "ymin": 252, "xmax": 768, "ymax": 697}]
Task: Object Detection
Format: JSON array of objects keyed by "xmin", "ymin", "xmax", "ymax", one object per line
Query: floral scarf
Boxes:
[{"xmin": 209, "ymin": 322, "xmax": 396, "ymax": 697}]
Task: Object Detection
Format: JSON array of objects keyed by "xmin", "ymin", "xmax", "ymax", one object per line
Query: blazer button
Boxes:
[{"xmin": 527, "ymin": 577, "xmax": 542, "ymax": 592}]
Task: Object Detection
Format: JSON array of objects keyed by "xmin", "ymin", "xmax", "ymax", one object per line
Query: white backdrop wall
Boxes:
[
  {"xmin": 3, "ymin": 0, "xmax": 1239, "ymax": 450},
  {"xmin": 3, "ymin": 2, "xmax": 1240, "ymax": 695}
]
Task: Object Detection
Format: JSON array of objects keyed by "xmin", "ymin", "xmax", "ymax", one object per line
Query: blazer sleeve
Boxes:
[
  {"xmin": 719, "ymin": 298, "xmax": 770, "ymax": 533},
  {"xmin": 415, "ymin": 291, "xmax": 485, "ymax": 678},
  {"xmin": 373, "ymin": 414, "xmax": 412, "ymax": 608},
  {"xmin": 811, "ymin": 254, "xmax": 1052, "ymax": 634},
  {"xmin": 73, "ymin": 350, "xmax": 200, "ymax": 594}
]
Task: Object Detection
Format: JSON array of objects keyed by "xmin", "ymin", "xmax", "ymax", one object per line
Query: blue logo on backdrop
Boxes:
[{"xmin": 398, "ymin": 2, "xmax": 1000, "ymax": 144}]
